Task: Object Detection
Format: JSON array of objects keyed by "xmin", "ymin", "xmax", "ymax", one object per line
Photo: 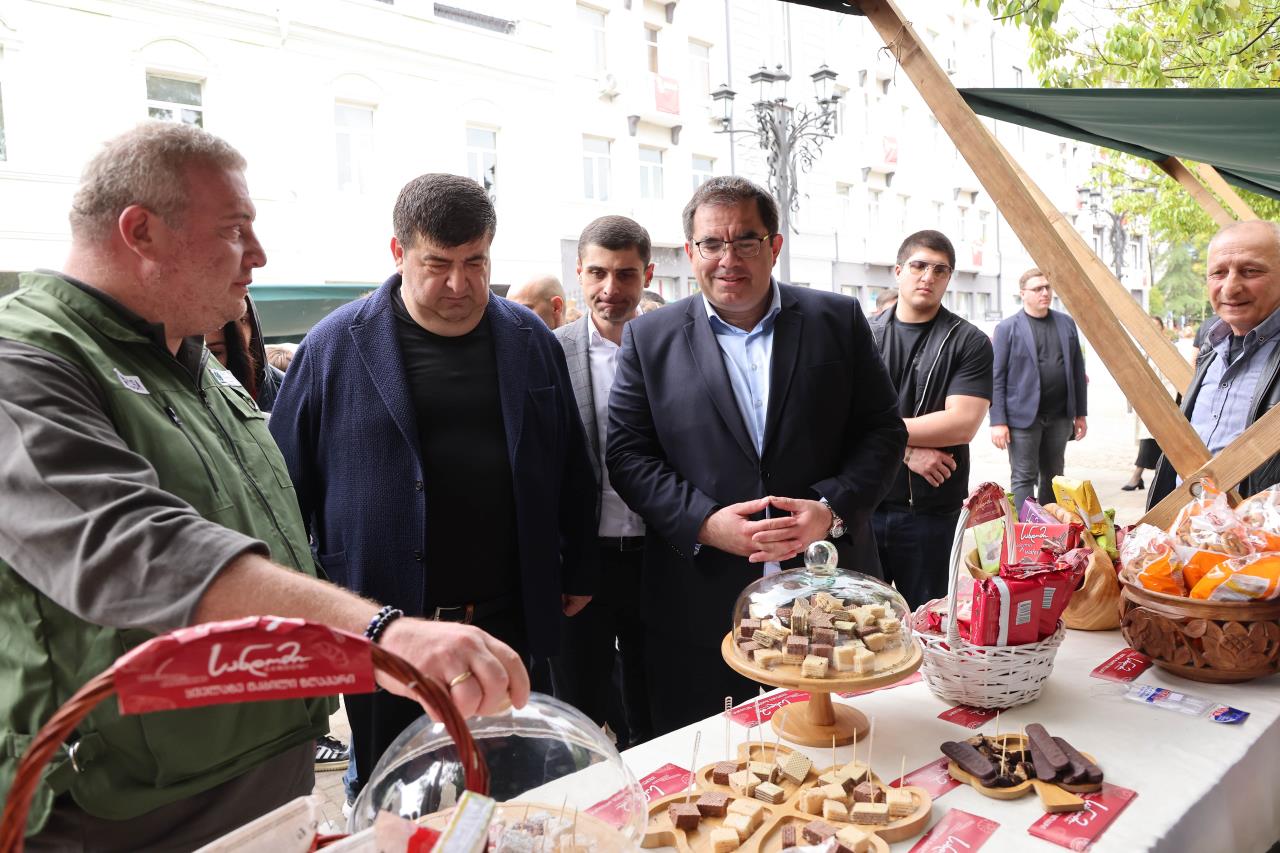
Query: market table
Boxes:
[{"xmin": 620, "ymin": 628, "xmax": 1280, "ymax": 852}]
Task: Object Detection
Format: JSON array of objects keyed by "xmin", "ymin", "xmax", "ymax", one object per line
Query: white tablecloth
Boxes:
[{"xmin": 621, "ymin": 629, "xmax": 1280, "ymax": 852}]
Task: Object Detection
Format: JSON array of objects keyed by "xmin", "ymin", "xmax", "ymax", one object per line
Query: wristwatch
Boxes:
[{"xmin": 819, "ymin": 497, "xmax": 845, "ymax": 539}]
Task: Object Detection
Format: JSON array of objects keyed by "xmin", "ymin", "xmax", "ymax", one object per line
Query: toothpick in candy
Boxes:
[
  {"xmin": 724, "ymin": 696, "xmax": 733, "ymax": 762},
  {"xmin": 867, "ymin": 716, "xmax": 875, "ymax": 781},
  {"xmin": 899, "ymin": 755, "xmax": 906, "ymax": 788},
  {"xmin": 686, "ymin": 731, "xmax": 702, "ymax": 803}
]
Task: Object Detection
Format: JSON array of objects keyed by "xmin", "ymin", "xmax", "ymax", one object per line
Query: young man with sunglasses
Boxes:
[
  {"xmin": 868, "ymin": 230, "xmax": 993, "ymax": 608},
  {"xmin": 606, "ymin": 176, "xmax": 906, "ymax": 734},
  {"xmin": 990, "ymin": 269, "xmax": 1088, "ymax": 513}
]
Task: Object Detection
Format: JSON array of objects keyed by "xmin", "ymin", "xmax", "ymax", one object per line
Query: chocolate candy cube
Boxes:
[
  {"xmin": 811, "ymin": 627, "xmax": 837, "ymax": 646},
  {"xmin": 785, "ymin": 635, "xmax": 808, "ymax": 656},
  {"xmin": 668, "ymin": 803, "xmax": 701, "ymax": 830},
  {"xmin": 710, "ymin": 827, "xmax": 740, "ymax": 853},
  {"xmin": 696, "ymin": 791, "xmax": 730, "ymax": 817},
  {"xmin": 737, "ymin": 640, "xmax": 761, "ymax": 658},
  {"xmin": 781, "ymin": 825, "xmax": 798, "ymax": 849},
  {"xmin": 776, "ymin": 607, "xmax": 793, "ymax": 623},
  {"xmin": 801, "ymin": 820, "xmax": 839, "ymax": 845},
  {"xmin": 712, "ymin": 761, "xmax": 740, "ymax": 785},
  {"xmin": 739, "ymin": 618, "xmax": 762, "ymax": 639},
  {"xmin": 810, "ymin": 643, "xmax": 834, "ymax": 663},
  {"xmin": 852, "ymin": 781, "xmax": 884, "ymax": 803},
  {"xmin": 808, "ymin": 611, "xmax": 834, "ymax": 630}
]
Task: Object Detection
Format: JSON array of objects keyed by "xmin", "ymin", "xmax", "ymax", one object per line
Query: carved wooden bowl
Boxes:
[{"xmin": 1119, "ymin": 579, "xmax": 1280, "ymax": 683}]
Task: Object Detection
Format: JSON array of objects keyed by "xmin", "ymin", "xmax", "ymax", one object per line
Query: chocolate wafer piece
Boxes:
[
  {"xmin": 1025, "ymin": 724, "xmax": 1071, "ymax": 775},
  {"xmin": 941, "ymin": 740, "xmax": 998, "ymax": 786},
  {"xmin": 849, "ymin": 802, "xmax": 889, "ymax": 826},
  {"xmin": 780, "ymin": 825, "xmax": 798, "ymax": 849},
  {"xmin": 696, "ymin": 791, "xmax": 730, "ymax": 817},
  {"xmin": 1052, "ymin": 736, "xmax": 1103, "ymax": 784},
  {"xmin": 801, "ymin": 820, "xmax": 839, "ymax": 845},
  {"xmin": 668, "ymin": 803, "xmax": 701, "ymax": 830},
  {"xmin": 712, "ymin": 761, "xmax": 740, "ymax": 785},
  {"xmin": 811, "ymin": 627, "xmax": 837, "ymax": 646},
  {"xmin": 754, "ymin": 781, "xmax": 785, "ymax": 804},
  {"xmin": 739, "ymin": 619, "xmax": 762, "ymax": 639}
]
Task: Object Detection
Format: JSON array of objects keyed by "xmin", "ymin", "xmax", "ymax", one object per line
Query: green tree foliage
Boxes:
[
  {"xmin": 974, "ymin": 1, "xmax": 1280, "ymax": 292},
  {"xmin": 1153, "ymin": 239, "xmax": 1213, "ymax": 325}
]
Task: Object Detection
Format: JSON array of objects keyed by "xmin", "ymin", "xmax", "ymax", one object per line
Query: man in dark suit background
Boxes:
[
  {"xmin": 554, "ymin": 215, "xmax": 654, "ymax": 747},
  {"xmin": 989, "ymin": 268, "xmax": 1088, "ymax": 512},
  {"xmin": 606, "ymin": 176, "xmax": 906, "ymax": 735},
  {"xmin": 269, "ymin": 174, "xmax": 596, "ymax": 807}
]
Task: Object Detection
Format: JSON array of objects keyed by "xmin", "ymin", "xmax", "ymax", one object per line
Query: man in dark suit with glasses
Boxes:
[{"xmin": 606, "ymin": 176, "xmax": 906, "ymax": 734}]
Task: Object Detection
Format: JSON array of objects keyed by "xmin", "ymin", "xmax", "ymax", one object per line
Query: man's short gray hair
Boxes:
[
  {"xmin": 69, "ymin": 122, "xmax": 247, "ymax": 241},
  {"xmin": 1209, "ymin": 219, "xmax": 1280, "ymax": 252}
]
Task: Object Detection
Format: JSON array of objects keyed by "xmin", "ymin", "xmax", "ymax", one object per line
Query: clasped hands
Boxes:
[{"xmin": 698, "ymin": 495, "xmax": 832, "ymax": 564}]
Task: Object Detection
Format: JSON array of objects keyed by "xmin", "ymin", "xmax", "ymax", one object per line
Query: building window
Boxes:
[
  {"xmin": 578, "ymin": 5, "xmax": 607, "ymax": 75},
  {"xmin": 839, "ymin": 285, "xmax": 857, "ymax": 299},
  {"xmin": 691, "ymin": 155, "xmax": 714, "ymax": 189},
  {"xmin": 466, "ymin": 127, "xmax": 497, "ymax": 200},
  {"xmin": 639, "ymin": 146, "xmax": 664, "ymax": 199},
  {"xmin": 146, "ymin": 73, "xmax": 203, "ymax": 127},
  {"xmin": 688, "ymin": 40, "xmax": 711, "ymax": 98},
  {"xmin": 645, "ymin": 26, "xmax": 660, "ymax": 74},
  {"xmin": 652, "ymin": 275, "xmax": 679, "ymax": 300},
  {"xmin": 583, "ymin": 136, "xmax": 611, "ymax": 201},
  {"xmin": 868, "ymin": 189, "xmax": 881, "ymax": 225},
  {"xmin": 335, "ymin": 103, "xmax": 374, "ymax": 193}
]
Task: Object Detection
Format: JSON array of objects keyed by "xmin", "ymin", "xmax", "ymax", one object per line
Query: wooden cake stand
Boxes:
[
  {"xmin": 643, "ymin": 741, "xmax": 932, "ymax": 853},
  {"xmin": 721, "ymin": 634, "xmax": 922, "ymax": 747}
]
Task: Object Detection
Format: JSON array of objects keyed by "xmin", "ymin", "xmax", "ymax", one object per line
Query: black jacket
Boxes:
[
  {"xmin": 1148, "ymin": 338, "xmax": 1280, "ymax": 506},
  {"xmin": 869, "ymin": 305, "xmax": 992, "ymax": 515}
]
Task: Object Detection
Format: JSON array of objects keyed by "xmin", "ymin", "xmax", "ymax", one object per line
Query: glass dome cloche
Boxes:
[
  {"xmin": 349, "ymin": 692, "xmax": 646, "ymax": 851},
  {"xmin": 730, "ymin": 541, "xmax": 914, "ymax": 680}
]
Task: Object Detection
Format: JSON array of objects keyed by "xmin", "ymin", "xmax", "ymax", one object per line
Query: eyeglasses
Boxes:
[
  {"xmin": 1023, "ymin": 285, "xmax": 1052, "ymax": 295},
  {"xmin": 693, "ymin": 235, "xmax": 773, "ymax": 260},
  {"xmin": 906, "ymin": 260, "xmax": 954, "ymax": 278}
]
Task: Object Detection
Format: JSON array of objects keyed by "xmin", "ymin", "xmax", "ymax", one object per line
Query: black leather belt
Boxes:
[
  {"xmin": 427, "ymin": 595, "xmax": 515, "ymax": 624},
  {"xmin": 598, "ymin": 535, "xmax": 646, "ymax": 552}
]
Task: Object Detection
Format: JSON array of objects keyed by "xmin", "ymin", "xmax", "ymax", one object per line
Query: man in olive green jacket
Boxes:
[{"xmin": 0, "ymin": 122, "xmax": 529, "ymax": 850}]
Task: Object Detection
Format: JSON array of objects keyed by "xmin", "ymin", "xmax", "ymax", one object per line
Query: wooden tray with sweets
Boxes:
[
  {"xmin": 643, "ymin": 742, "xmax": 932, "ymax": 853},
  {"xmin": 944, "ymin": 733, "xmax": 1102, "ymax": 814}
]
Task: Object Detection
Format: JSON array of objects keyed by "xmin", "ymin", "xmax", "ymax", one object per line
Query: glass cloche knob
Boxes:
[{"xmin": 805, "ymin": 539, "xmax": 838, "ymax": 574}]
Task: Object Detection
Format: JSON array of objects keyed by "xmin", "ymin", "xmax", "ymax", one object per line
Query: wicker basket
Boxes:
[
  {"xmin": 914, "ymin": 497, "xmax": 1067, "ymax": 709},
  {"xmin": 0, "ymin": 618, "xmax": 487, "ymax": 853}
]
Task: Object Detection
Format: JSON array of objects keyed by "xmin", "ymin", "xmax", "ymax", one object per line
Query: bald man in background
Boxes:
[{"xmin": 508, "ymin": 275, "xmax": 566, "ymax": 330}]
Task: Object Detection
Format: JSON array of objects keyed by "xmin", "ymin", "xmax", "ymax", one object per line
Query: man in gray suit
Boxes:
[{"xmin": 554, "ymin": 215, "xmax": 654, "ymax": 747}]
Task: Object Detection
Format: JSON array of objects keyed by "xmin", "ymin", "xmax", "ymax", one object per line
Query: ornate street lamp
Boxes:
[
  {"xmin": 1077, "ymin": 186, "xmax": 1128, "ymax": 279},
  {"xmin": 712, "ymin": 63, "xmax": 841, "ymax": 282}
]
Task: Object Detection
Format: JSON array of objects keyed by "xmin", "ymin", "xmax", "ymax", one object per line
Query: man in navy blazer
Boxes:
[
  {"xmin": 989, "ymin": 269, "xmax": 1088, "ymax": 512},
  {"xmin": 606, "ymin": 177, "xmax": 906, "ymax": 734},
  {"xmin": 269, "ymin": 174, "xmax": 596, "ymax": 805}
]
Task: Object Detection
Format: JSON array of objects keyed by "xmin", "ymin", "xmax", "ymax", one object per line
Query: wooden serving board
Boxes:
[
  {"xmin": 945, "ymin": 734, "xmax": 1102, "ymax": 813},
  {"xmin": 643, "ymin": 742, "xmax": 931, "ymax": 853}
]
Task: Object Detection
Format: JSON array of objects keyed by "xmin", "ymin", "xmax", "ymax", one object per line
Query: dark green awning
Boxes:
[{"xmin": 959, "ymin": 88, "xmax": 1280, "ymax": 201}]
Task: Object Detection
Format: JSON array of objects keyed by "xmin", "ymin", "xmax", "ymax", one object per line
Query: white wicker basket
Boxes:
[{"xmin": 913, "ymin": 490, "xmax": 1067, "ymax": 709}]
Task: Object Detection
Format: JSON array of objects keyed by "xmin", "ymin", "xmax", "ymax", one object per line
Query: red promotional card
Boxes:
[
  {"xmin": 837, "ymin": 671, "xmax": 923, "ymax": 697},
  {"xmin": 938, "ymin": 705, "xmax": 999, "ymax": 728},
  {"xmin": 728, "ymin": 690, "xmax": 808, "ymax": 727},
  {"xmin": 587, "ymin": 763, "xmax": 691, "ymax": 827},
  {"xmin": 1028, "ymin": 784, "xmax": 1138, "ymax": 849},
  {"xmin": 113, "ymin": 617, "xmax": 375, "ymax": 714},
  {"xmin": 1090, "ymin": 648, "xmax": 1153, "ymax": 683},
  {"xmin": 909, "ymin": 809, "xmax": 1000, "ymax": 853},
  {"xmin": 890, "ymin": 756, "xmax": 962, "ymax": 798}
]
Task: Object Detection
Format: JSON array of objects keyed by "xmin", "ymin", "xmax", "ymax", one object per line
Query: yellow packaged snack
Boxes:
[
  {"xmin": 1052, "ymin": 476, "xmax": 1107, "ymax": 537},
  {"xmin": 1189, "ymin": 553, "xmax": 1280, "ymax": 602}
]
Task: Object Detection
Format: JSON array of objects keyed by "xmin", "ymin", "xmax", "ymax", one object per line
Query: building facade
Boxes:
[{"xmin": 0, "ymin": 0, "xmax": 1149, "ymax": 323}]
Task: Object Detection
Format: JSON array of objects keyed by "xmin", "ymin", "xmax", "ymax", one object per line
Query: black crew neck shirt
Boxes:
[
  {"xmin": 1027, "ymin": 312, "xmax": 1068, "ymax": 418},
  {"xmin": 884, "ymin": 314, "xmax": 937, "ymax": 409},
  {"xmin": 391, "ymin": 287, "xmax": 519, "ymax": 607}
]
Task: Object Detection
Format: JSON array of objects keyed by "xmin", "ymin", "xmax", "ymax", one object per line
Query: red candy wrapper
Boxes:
[
  {"xmin": 1003, "ymin": 522, "xmax": 1083, "ymax": 566},
  {"xmin": 1000, "ymin": 554, "xmax": 1085, "ymax": 640},
  {"xmin": 969, "ymin": 575, "xmax": 1041, "ymax": 646}
]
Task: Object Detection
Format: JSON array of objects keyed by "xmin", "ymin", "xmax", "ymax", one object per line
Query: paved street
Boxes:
[{"xmin": 308, "ymin": 337, "xmax": 1165, "ymax": 825}]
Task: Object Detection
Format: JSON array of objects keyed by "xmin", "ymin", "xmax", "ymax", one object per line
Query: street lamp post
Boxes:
[
  {"xmin": 711, "ymin": 63, "xmax": 841, "ymax": 283},
  {"xmin": 1077, "ymin": 187, "xmax": 1128, "ymax": 280}
]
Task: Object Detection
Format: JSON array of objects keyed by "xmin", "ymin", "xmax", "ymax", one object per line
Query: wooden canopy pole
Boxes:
[
  {"xmin": 1195, "ymin": 162, "xmax": 1260, "ymax": 221},
  {"xmin": 1156, "ymin": 157, "xmax": 1235, "ymax": 227},
  {"xmin": 855, "ymin": 0, "xmax": 1210, "ymax": 478}
]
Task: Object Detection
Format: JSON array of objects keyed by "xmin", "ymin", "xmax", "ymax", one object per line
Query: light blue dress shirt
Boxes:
[
  {"xmin": 1190, "ymin": 311, "xmax": 1280, "ymax": 456},
  {"xmin": 703, "ymin": 280, "xmax": 783, "ymax": 456},
  {"xmin": 703, "ymin": 281, "xmax": 784, "ymax": 574}
]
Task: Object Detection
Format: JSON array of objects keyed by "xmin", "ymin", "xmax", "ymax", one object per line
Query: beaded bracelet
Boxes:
[{"xmin": 364, "ymin": 604, "xmax": 404, "ymax": 645}]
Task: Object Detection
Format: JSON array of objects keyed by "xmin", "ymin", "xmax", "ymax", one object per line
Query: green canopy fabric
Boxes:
[{"xmin": 959, "ymin": 88, "xmax": 1280, "ymax": 202}]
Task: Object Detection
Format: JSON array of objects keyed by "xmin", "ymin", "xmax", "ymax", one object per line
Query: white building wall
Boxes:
[{"xmin": 0, "ymin": 0, "xmax": 1149, "ymax": 322}]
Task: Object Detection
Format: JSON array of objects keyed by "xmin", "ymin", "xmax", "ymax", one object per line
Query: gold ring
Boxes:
[{"xmin": 448, "ymin": 670, "xmax": 473, "ymax": 688}]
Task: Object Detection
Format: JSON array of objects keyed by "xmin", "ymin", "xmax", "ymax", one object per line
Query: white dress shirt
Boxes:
[{"xmin": 589, "ymin": 316, "xmax": 646, "ymax": 537}]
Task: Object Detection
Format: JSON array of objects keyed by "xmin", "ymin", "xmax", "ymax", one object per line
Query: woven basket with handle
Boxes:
[
  {"xmin": 913, "ymin": 488, "xmax": 1067, "ymax": 709},
  {"xmin": 0, "ymin": 617, "xmax": 488, "ymax": 852}
]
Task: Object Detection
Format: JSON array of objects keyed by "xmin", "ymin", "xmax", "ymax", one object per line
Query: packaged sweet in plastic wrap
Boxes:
[
  {"xmin": 1120, "ymin": 523, "xmax": 1188, "ymax": 596},
  {"xmin": 1003, "ymin": 521, "xmax": 1083, "ymax": 566},
  {"xmin": 1001, "ymin": 556, "xmax": 1083, "ymax": 639},
  {"xmin": 968, "ymin": 574, "xmax": 1042, "ymax": 646},
  {"xmin": 1052, "ymin": 477, "xmax": 1108, "ymax": 537},
  {"xmin": 1189, "ymin": 552, "xmax": 1280, "ymax": 602},
  {"xmin": 1019, "ymin": 497, "xmax": 1058, "ymax": 525},
  {"xmin": 1234, "ymin": 485, "xmax": 1280, "ymax": 551},
  {"xmin": 1169, "ymin": 479, "xmax": 1254, "ymax": 557}
]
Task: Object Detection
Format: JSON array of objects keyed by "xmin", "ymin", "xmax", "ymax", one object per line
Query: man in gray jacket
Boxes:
[{"xmin": 554, "ymin": 215, "xmax": 654, "ymax": 747}]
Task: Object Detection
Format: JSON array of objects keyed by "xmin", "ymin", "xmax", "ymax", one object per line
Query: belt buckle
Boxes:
[{"xmin": 431, "ymin": 604, "xmax": 475, "ymax": 624}]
